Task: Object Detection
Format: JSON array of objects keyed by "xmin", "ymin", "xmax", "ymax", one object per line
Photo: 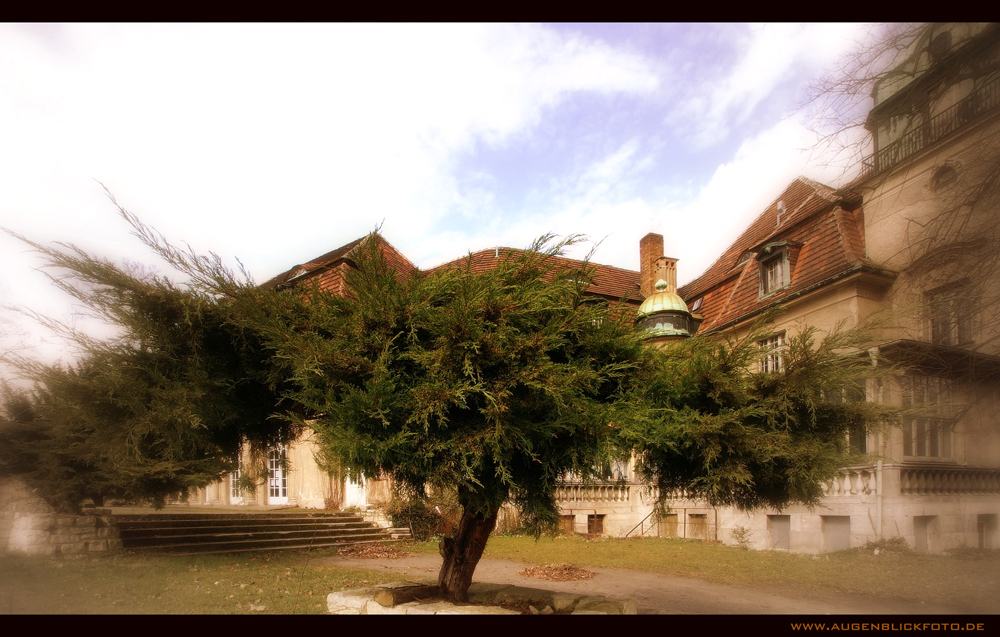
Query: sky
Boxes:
[{"xmin": 0, "ymin": 23, "xmax": 877, "ymax": 371}]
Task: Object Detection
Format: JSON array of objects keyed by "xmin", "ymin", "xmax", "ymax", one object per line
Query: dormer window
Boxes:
[{"xmin": 757, "ymin": 243, "xmax": 791, "ymax": 298}]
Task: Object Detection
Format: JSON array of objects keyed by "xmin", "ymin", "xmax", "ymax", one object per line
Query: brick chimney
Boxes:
[
  {"xmin": 640, "ymin": 233, "xmax": 679, "ymax": 297},
  {"xmin": 639, "ymin": 233, "xmax": 663, "ymax": 298}
]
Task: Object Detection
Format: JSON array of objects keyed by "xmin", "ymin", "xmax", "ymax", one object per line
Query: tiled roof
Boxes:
[
  {"xmin": 426, "ymin": 248, "xmax": 642, "ymax": 305},
  {"xmin": 678, "ymin": 177, "xmax": 880, "ymax": 333},
  {"xmin": 260, "ymin": 235, "xmax": 417, "ymax": 294},
  {"xmin": 264, "ymin": 238, "xmax": 643, "ymax": 306}
]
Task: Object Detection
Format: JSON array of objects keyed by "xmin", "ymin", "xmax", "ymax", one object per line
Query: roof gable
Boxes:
[
  {"xmin": 261, "ymin": 234, "xmax": 416, "ymax": 292},
  {"xmin": 679, "ymin": 177, "xmax": 880, "ymax": 332}
]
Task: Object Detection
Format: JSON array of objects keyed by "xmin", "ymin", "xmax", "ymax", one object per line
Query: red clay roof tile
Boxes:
[{"xmin": 678, "ymin": 177, "xmax": 878, "ymax": 333}]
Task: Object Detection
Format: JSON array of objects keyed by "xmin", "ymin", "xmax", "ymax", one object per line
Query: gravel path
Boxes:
[{"xmin": 313, "ymin": 552, "xmax": 979, "ymax": 615}]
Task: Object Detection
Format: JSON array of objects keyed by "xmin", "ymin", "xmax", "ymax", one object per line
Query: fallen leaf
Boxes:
[{"xmin": 518, "ymin": 564, "xmax": 596, "ymax": 581}]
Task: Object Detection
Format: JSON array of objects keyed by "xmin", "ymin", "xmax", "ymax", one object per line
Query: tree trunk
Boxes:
[{"xmin": 437, "ymin": 503, "xmax": 499, "ymax": 602}]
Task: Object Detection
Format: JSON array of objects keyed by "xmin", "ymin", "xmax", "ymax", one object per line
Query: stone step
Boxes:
[
  {"xmin": 122, "ymin": 526, "xmax": 385, "ymax": 548},
  {"xmin": 114, "ymin": 511, "xmax": 398, "ymax": 555},
  {"xmin": 144, "ymin": 535, "xmax": 397, "ymax": 556},
  {"xmin": 117, "ymin": 520, "xmax": 370, "ymax": 534}
]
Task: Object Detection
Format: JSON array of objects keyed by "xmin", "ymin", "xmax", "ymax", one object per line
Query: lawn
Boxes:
[
  {"xmin": 410, "ymin": 534, "xmax": 1000, "ymax": 612},
  {"xmin": 3, "ymin": 536, "xmax": 998, "ymax": 614},
  {"xmin": 0, "ymin": 546, "xmax": 399, "ymax": 614}
]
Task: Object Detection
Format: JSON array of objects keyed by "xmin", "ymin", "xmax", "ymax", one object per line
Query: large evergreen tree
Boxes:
[
  {"xmin": 4, "ymin": 208, "xmax": 894, "ymax": 603},
  {"xmin": 233, "ymin": 234, "xmax": 645, "ymax": 600},
  {"xmin": 0, "ymin": 221, "xmax": 294, "ymax": 512}
]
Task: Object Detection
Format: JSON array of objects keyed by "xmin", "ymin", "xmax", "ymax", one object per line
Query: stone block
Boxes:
[
  {"xmin": 24, "ymin": 543, "xmax": 57, "ymax": 556},
  {"xmin": 327, "ymin": 588, "xmax": 376, "ymax": 615},
  {"xmin": 59, "ymin": 541, "xmax": 89, "ymax": 554},
  {"xmin": 56, "ymin": 516, "xmax": 75, "ymax": 527},
  {"xmin": 466, "ymin": 583, "xmax": 512, "ymax": 604},
  {"xmin": 431, "ymin": 603, "xmax": 520, "ymax": 615},
  {"xmin": 575, "ymin": 596, "xmax": 624, "ymax": 614},
  {"xmin": 551, "ymin": 592, "xmax": 583, "ymax": 613},
  {"xmin": 75, "ymin": 516, "xmax": 97, "ymax": 527},
  {"xmin": 107, "ymin": 539, "xmax": 124, "ymax": 550},
  {"xmin": 494, "ymin": 585, "xmax": 556, "ymax": 607},
  {"xmin": 364, "ymin": 600, "xmax": 406, "ymax": 615},
  {"xmin": 27, "ymin": 516, "xmax": 54, "ymax": 531},
  {"xmin": 88, "ymin": 540, "xmax": 108, "ymax": 552}
]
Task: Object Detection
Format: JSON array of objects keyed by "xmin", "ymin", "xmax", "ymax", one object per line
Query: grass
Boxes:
[
  {"xmin": 4, "ymin": 536, "xmax": 998, "ymax": 614},
  {"xmin": 0, "ymin": 546, "xmax": 400, "ymax": 614},
  {"xmin": 411, "ymin": 534, "xmax": 1000, "ymax": 612}
]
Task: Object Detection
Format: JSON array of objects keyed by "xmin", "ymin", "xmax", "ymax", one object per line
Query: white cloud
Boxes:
[
  {"xmin": 672, "ymin": 23, "xmax": 865, "ymax": 150},
  {"xmin": 0, "ymin": 23, "xmax": 664, "ymax": 366}
]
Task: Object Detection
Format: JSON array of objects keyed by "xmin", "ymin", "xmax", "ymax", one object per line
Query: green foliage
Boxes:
[
  {"xmin": 386, "ymin": 488, "xmax": 461, "ymax": 541},
  {"xmin": 623, "ymin": 315, "xmax": 896, "ymax": 511},
  {"xmin": 0, "ymin": 208, "xmax": 294, "ymax": 513},
  {"xmin": 236, "ymin": 233, "xmax": 645, "ymax": 530},
  {"xmin": 730, "ymin": 525, "xmax": 753, "ymax": 550},
  {"xmin": 3, "ymin": 200, "xmax": 895, "ymax": 536},
  {"xmin": 862, "ymin": 537, "xmax": 912, "ymax": 555}
]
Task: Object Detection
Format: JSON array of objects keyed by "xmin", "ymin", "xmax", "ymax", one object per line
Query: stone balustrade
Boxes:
[
  {"xmin": 554, "ymin": 483, "xmax": 631, "ymax": 503},
  {"xmin": 900, "ymin": 467, "xmax": 1000, "ymax": 495},
  {"xmin": 822, "ymin": 466, "xmax": 877, "ymax": 497}
]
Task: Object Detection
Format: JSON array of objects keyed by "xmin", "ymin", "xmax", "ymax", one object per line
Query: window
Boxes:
[
  {"xmin": 757, "ymin": 243, "xmax": 792, "ymax": 297},
  {"xmin": 927, "ymin": 283, "xmax": 973, "ymax": 346},
  {"xmin": 587, "ymin": 514, "xmax": 605, "ymax": 535},
  {"xmin": 901, "ymin": 375, "xmax": 954, "ymax": 459},
  {"xmin": 758, "ymin": 332, "xmax": 786, "ymax": 373},
  {"xmin": 823, "ymin": 383, "xmax": 868, "ymax": 453},
  {"xmin": 823, "ymin": 516, "xmax": 851, "ymax": 552},
  {"xmin": 267, "ymin": 445, "xmax": 289, "ymax": 504},
  {"xmin": 760, "ymin": 255, "xmax": 785, "ymax": 295},
  {"xmin": 768, "ymin": 515, "xmax": 791, "ymax": 550},
  {"xmin": 931, "ymin": 164, "xmax": 958, "ymax": 190}
]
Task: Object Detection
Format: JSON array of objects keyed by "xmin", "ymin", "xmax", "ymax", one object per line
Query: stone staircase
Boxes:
[{"xmin": 115, "ymin": 511, "xmax": 410, "ymax": 555}]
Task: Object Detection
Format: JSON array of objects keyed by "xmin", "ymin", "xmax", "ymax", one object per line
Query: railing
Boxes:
[
  {"xmin": 860, "ymin": 74, "xmax": 1000, "ymax": 180},
  {"xmin": 554, "ymin": 482, "xmax": 631, "ymax": 503},
  {"xmin": 822, "ymin": 466, "xmax": 877, "ymax": 497},
  {"xmin": 900, "ymin": 467, "xmax": 1000, "ymax": 495},
  {"xmin": 624, "ymin": 509, "xmax": 659, "ymax": 538}
]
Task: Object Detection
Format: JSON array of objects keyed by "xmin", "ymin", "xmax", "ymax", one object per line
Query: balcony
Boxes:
[
  {"xmin": 900, "ymin": 466, "xmax": 1000, "ymax": 495},
  {"xmin": 860, "ymin": 74, "xmax": 1000, "ymax": 180},
  {"xmin": 822, "ymin": 466, "xmax": 877, "ymax": 497},
  {"xmin": 554, "ymin": 482, "xmax": 631, "ymax": 503}
]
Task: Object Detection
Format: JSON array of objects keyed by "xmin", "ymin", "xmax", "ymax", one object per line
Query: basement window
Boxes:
[{"xmin": 587, "ymin": 514, "xmax": 605, "ymax": 535}]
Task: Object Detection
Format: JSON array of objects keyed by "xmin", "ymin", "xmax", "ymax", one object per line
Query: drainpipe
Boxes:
[
  {"xmin": 870, "ymin": 347, "xmax": 884, "ymax": 540},
  {"xmin": 876, "ymin": 457, "xmax": 884, "ymax": 539}
]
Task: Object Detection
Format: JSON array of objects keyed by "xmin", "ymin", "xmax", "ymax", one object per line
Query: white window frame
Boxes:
[
  {"xmin": 758, "ymin": 245, "xmax": 791, "ymax": 298},
  {"xmin": 901, "ymin": 375, "xmax": 955, "ymax": 460},
  {"xmin": 267, "ymin": 445, "xmax": 289, "ymax": 504},
  {"xmin": 758, "ymin": 332, "xmax": 786, "ymax": 373}
]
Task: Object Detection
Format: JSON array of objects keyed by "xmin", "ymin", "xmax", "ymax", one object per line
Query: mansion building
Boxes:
[{"xmin": 193, "ymin": 23, "xmax": 1000, "ymax": 554}]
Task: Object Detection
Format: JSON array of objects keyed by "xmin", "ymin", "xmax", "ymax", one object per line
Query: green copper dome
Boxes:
[{"xmin": 637, "ymin": 279, "xmax": 690, "ymax": 317}]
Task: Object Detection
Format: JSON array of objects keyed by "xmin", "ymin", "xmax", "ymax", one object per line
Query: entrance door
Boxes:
[
  {"xmin": 268, "ymin": 446, "xmax": 288, "ymax": 505},
  {"xmin": 230, "ymin": 465, "xmax": 243, "ymax": 505}
]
